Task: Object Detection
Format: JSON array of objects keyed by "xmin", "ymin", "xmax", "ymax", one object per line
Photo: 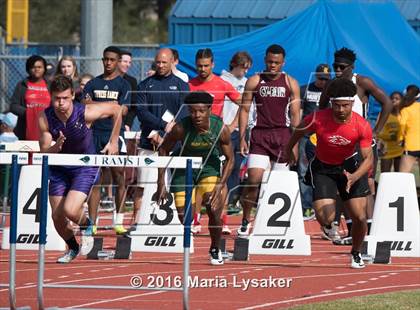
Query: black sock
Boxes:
[
  {"xmin": 80, "ymin": 217, "xmax": 92, "ymax": 230},
  {"xmin": 242, "ymin": 218, "xmax": 249, "ymax": 226},
  {"xmin": 325, "ymin": 224, "xmax": 332, "ymax": 229},
  {"xmin": 65, "ymin": 236, "xmax": 79, "ymax": 252},
  {"xmin": 346, "ymin": 222, "xmax": 353, "ymax": 237},
  {"xmin": 367, "ymin": 221, "xmax": 372, "ymax": 234}
]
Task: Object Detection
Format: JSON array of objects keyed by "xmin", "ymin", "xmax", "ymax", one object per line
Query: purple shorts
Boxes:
[
  {"xmin": 49, "ymin": 166, "xmax": 100, "ymax": 196},
  {"xmin": 249, "ymin": 127, "xmax": 291, "ymax": 163}
]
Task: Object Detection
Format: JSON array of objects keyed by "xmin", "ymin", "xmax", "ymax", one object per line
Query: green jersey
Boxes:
[{"xmin": 170, "ymin": 115, "xmax": 224, "ymax": 193}]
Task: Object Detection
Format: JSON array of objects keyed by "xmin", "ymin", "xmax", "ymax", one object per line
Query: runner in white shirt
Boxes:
[{"xmin": 219, "ymin": 51, "xmax": 253, "ymax": 234}]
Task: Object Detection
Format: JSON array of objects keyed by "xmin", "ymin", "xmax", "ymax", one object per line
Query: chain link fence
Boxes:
[{"xmin": 0, "ymin": 40, "xmax": 158, "ymax": 112}]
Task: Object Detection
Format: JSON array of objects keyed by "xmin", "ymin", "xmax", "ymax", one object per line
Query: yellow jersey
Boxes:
[
  {"xmin": 377, "ymin": 113, "xmax": 403, "ymax": 159},
  {"xmin": 399, "ymin": 102, "xmax": 420, "ymax": 152}
]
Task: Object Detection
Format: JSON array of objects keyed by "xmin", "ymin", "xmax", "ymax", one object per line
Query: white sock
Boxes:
[{"xmin": 115, "ymin": 213, "xmax": 125, "ymax": 226}]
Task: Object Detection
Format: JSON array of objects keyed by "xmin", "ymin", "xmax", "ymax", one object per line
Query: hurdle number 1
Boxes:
[
  {"xmin": 389, "ymin": 196, "xmax": 404, "ymax": 231},
  {"xmin": 22, "ymin": 188, "xmax": 41, "ymax": 223}
]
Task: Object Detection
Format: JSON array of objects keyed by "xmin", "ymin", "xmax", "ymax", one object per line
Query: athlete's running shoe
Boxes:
[
  {"xmin": 191, "ymin": 223, "xmax": 202, "ymax": 234},
  {"xmin": 222, "ymin": 225, "xmax": 232, "ymax": 235},
  {"xmin": 237, "ymin": 219, "xmax": 251, "ymax": 237},
  {"xmin": 80, "ymin": 236, "xmax": 94, "ymax": 255},
  {"xmin": 57, "ymin": 248, "xmax": 79, "ymax": 264},
  {"xmin": 351, "ymin": 251, "xmax": 365, "ymax": 269},
  {"xmin": 333, "ymin": 236, "xmax": 352, "ymax": 245},
  {"xmin": 114, "ymin": 225, "xmax": 127, "ymax": 235},
  {"xmin": 321, "ymin": 225, "xmax": 341, "ymax": 241},
  {"xmin": 209, "ymin": 248, "xmax": 224, "ymax": 265}
]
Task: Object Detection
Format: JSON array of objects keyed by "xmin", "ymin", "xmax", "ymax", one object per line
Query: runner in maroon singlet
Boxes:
[{"xmin": 237, "ymin": 44, "xmax": 301, "ymax": 236}]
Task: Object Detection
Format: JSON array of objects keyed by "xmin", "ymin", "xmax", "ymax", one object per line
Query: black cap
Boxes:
[
  {"xmin": 315, "ymin": 64, "xmax": 331, "ymax": 79},
  {"xmin": 184, "ymin": 91, "xmax": 214, "ymax": 105}
]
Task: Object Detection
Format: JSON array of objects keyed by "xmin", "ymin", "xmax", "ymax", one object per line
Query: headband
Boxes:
[{"xmin": 330, "ymin": 97, "xmax": 355, "ymax": 101}]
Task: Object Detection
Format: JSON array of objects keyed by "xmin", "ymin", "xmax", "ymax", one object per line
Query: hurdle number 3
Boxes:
[
  {"xmin": 150, "ymin": 192, "xmax": 174, "ymax": 225},
  {"xmin": 22, "ymin": 188, "xmax": 41, "ymax": 223},
  {"xmin": 267, "ymin": 192, "xmax": 291, "ymax": 227}
]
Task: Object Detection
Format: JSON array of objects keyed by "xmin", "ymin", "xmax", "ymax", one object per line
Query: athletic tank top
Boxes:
[
  {"xmin": 44, "ymin": 102, "xmax": 95, "ymax": 154},
  {"xmin": 254, "ymin": 73, "xmax": 291, "ymax": 129},
  {"xmin": 179, "ymin": 115, "xmax": 223, "ymax": 175},
  {"xmin": 351, "ymin": 73, "xmax": 368, "ymax": 119}
]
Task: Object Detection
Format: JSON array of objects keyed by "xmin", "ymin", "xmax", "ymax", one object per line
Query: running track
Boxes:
[{"xmin": 1, "ymin": 216, "xmax": 419, "ymax": 309}]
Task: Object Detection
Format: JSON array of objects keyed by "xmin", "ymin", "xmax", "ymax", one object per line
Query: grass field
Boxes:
[{"xmin": 289, "ymin": 289, "xmax": 420, "ymax": 309}]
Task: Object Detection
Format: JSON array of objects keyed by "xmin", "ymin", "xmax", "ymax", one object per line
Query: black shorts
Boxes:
[
  {"xmin": 305, "ymin": 157, "xmax": 370, "ymax": 202},
  {"xmin": 93, "ymin": 133, "xmax": 125, "ymax": 155},
  {"xmin": 404, "ymin": 150, "xmax": 420, "ymax": 158}
]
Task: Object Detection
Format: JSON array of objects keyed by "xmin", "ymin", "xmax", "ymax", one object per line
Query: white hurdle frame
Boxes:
[{"xmin": 32, "ymin": 153, "xmax": 201, "ymax": 310}]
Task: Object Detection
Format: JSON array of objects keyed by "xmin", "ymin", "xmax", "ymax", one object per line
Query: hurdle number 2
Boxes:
[
  {"xmin": 389, "ymin": 196, "xmax": 404, "ymax": 231},
  {"xmin": 267, "ymin": 192, "xmax": 291, "ymax": 227},
  {"xmin": 22, "ymin": 188, "xmax": 41, "ymax": 223}
]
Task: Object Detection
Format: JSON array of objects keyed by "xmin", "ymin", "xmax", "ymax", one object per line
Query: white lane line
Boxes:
[
  {"xmin": 357, "ymin": 281, "xmax": 367, "ymax": 284},
  {"xmin": 74, "ymin": 272, "xmax": 83, "ymax": 275},
  {"xmin": 369, "ymin": 278, "xmax": 378, "ymax": 281},
  {"xmin": 58, "ymin": 275, "xmax": 69, "ymax": 279},
  {"xmin": 68, "ymin": 291, "xmax": 165, "ymax": 308},
  {"xmin": 237, "ymin": 284, "xmax": 420, "ymax": 310},
  {"xmin": 335, "ymin": 286, "xmax": 346, "ymax": 289},
  {"xmin": 322, "ymin": 290, "xmax": 332, "ymax": 293}
]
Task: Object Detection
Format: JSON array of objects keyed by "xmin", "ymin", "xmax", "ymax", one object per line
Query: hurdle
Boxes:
[
  {"xmin": 32, "ymin": 153, "xmax": 201, "ymax": 310},
  {"xmin": 0, "ymin": 153, "xmax": 29, "ymax": 310}
]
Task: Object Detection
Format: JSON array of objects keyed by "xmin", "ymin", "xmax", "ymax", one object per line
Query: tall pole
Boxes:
[{"xmin": 81, "ymin": 0, "xmax": 113, "ymax": 76}]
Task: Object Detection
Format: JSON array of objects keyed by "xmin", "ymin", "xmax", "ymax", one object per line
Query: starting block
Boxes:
[
  {"xmin": 219, "ymin": 238, "xmax": 249, "ymax": 261},
  {"xmin": 362, "ymin": 241, "xmax": 391, "ymax": 264},
  {"xmin": 365, "ymin": 173, "xmax": 420, "ymax": 258},
  {"xmin": 87, "ymin": 236, "xmax": 131, "ymax": 259}
]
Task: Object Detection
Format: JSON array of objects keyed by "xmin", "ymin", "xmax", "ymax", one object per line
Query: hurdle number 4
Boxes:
[{"xmin": 22, "ymin": 188, "xmax": 41, "ymax": 223}]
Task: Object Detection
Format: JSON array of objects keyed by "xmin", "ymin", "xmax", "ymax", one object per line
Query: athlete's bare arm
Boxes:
[
  {"xmin": 285, "ymin": 119, "xmax": 313, "ymax": 166},
  {"xmin": 357, "ymin": 75, "xmax": 392, "ymax": 135},
  {"xmin": 239, "ymin": 74, "xmax": 259, "ymax": 155},
  {"xmin": 155, "ymin": 123, "xmax": 185, "ymax": 204},
  {"xmin": 85, "ymin": 103, "xmax": 123, "ymax": 155},
  {"xmin": 38, "ymin": 111, "xmax": 65, "ymax": 153},
  {"xmin": 209, "ymin": 126, "xmax": 234, "ymax": 210},
  {"xmin": 82, "ymin": 97, "xmax": 128, "ymax": 116},
  {"xmin": 344, "ymin": 145, "xmax": 373, "ymax": 192},
  {"xmin": 287, "ymin": 75, "xmax": 301, "ymax": 128},
  {"xmin": 318, "ymin": 80, "xmax": 334, "ymax": 110}
]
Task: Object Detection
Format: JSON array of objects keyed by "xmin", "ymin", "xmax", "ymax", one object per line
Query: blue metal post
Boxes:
[
  {"xmin": 9, "ymin": 155, "xmax": 19, "ymax": 310},
  {"xmin": 183, "ymin": 159, "xmax": 192, "ymax": 310},
  {"xmin": 39, "ymin": 155, "xmax": 49, "ymax": 245},
  {"xmin": 37, "ymin": 155, "xmax": 49, "ymax": 310},
  {"xmin": 184, "ymin": 159, "xmax": 192, "ymax": 247}
]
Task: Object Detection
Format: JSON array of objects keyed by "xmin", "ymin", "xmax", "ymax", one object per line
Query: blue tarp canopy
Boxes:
[{"xmin": 166, "ymin": 0, "xmax": 420, "ymax": 118}]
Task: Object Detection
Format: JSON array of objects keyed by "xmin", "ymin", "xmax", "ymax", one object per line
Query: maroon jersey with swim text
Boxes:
[{"xmin": 254, "ymin": 73, "xmax": 291, "ymax": 129}]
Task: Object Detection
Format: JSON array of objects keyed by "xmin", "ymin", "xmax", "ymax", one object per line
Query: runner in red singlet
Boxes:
[{"xmin": 286, "ymin": 78, "xmax": 373, "ymax": 269}]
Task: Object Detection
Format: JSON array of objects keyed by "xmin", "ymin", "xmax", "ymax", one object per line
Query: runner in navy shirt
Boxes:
[{"xmin": 82, "ymin": 46, "xmax": 130, "ymax": 235}]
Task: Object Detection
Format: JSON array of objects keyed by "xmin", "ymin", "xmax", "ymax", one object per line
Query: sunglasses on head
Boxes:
[{"xmin": 333, "ymin": 63, "xmax": 350, "ymax": 71}]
